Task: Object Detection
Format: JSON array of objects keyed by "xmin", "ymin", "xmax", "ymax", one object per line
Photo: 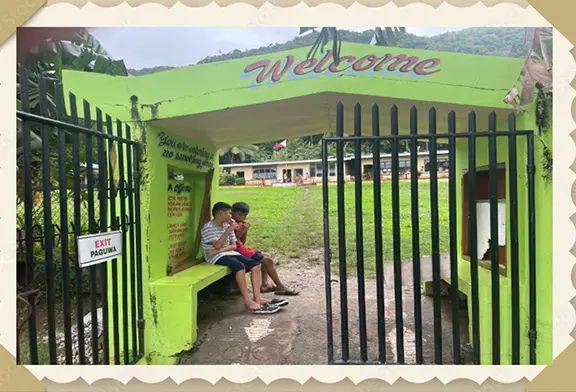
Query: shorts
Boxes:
[
  {"xmin": 215, "ymin": 254, "xmax": 260, "ymax": 272},
  {"xmin": 250, "ymin": 250, "xmax": 264, "ymax": 262}
]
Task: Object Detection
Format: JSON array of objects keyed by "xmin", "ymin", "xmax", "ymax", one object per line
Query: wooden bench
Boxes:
[{"xmin": 149, "ymin": 262, "xmax": 232, "ymax": 358}]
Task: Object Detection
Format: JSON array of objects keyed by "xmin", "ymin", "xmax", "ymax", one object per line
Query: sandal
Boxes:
[
  {"xmin": 261, "ymin": 286, "xmax": 277, "ymax": 293},
  {"xmin": 252, "ymin": 302, "xmax": 281, "ymax": 314},
  {"xmin": 270, "ymin": 298, "xmax": 288, "ymax": 307},
  {"xmin": 274, "ymin": 288, "xmax": 300, "ymax": 296}
]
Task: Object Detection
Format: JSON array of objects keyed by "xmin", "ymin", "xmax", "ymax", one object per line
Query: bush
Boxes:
[
  {"xmin": 235, "ymin": 177, "xmax": 246, "ymax": 186},
  {"xmin": 219, "ymin": 170, "xmax": 237, "ymax": 186}
]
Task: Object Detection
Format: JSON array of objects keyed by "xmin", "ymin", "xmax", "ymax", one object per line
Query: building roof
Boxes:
[{"xmin": 220, "ymin": 150, "xmax": 449, "ymax": 168}]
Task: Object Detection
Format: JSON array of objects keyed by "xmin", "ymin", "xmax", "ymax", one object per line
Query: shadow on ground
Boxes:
[{"xmin": 177, "ymin": 251, "xmax": 472, "ymax": 365}]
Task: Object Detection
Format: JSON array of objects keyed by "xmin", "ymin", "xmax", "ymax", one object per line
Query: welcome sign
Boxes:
[{"xmin": 242, "ymin": 49, "xmax": 442, "ymax": 88}]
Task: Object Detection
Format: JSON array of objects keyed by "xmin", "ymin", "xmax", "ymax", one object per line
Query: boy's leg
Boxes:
[
  {"xmin": 215, "ymin": 256, "xmax": 261, "ymax": 310},
  {"xmin": 237, "ymin": 255, "xmax": 270, "ymax": 305},
  {"xmin": 257, "ymin": 252, "xmax": 300, "ymax": 296},
  {"xmin": 260, "ymin": 255, "xmax": 287, "ymax": 292}
]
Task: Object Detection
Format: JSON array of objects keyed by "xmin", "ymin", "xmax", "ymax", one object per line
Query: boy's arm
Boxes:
[{"xmin": 202, "ymin": 224, "xmax": 237, "ymax": 250}]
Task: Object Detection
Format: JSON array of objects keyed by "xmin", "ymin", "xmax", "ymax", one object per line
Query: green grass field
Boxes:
[{"xmin": 220, "ymin": 181, "xmax": 450, "ymax": 277}]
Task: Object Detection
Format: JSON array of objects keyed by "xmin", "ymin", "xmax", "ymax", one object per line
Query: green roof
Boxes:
[{"xmin": 62, "ymin": 42, "xmax": 524, "ymax": 123}]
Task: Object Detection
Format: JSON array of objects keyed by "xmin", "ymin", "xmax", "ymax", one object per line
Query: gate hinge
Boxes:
[{"xmin": 528, "ymin": 329, "xmax": 537, "ymax": 341}]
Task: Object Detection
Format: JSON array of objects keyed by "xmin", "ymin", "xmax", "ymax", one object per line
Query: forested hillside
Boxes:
[{"xmin": 127, "ymin": 27, "xmax": 530, "ymax": 76}]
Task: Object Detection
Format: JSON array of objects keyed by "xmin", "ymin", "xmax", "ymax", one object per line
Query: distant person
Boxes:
[
  {"xmin": 231, "ymin": 202, "xmax": 300, "ymax": 297},
  {"xmin": 201, "ymin": 202, "xmax": 282, "ymax": 314}
]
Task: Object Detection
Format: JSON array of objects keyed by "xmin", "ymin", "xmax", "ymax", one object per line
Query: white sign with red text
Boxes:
[{"xmin": 77, "ymin": 231, "xmax": 123, "ymax": 268}]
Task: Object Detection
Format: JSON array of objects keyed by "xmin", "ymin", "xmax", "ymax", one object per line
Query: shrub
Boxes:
[
  {"xmin": 235, "ymin": 177, "xmax": 246, "ymax": 186},
  {"xmin": 219, "ymin": 170, "xmax": 237, "ymax": 186}
]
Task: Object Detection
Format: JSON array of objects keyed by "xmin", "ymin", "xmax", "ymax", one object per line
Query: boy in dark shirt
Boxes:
[{"xmin": 230, "ymin": 202, "xmax": 299, "ymax": 296}]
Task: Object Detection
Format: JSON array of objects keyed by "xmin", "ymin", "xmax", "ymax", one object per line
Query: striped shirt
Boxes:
[{"xmin": 201, "ymin": 220, "xmax": 240, "ymax": 264}]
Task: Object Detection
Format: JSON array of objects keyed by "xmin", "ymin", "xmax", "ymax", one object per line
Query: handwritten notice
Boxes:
[
  {"xmin": 157, "ymin": 132, "xmax": 215, "ymax": 170},
  {"xmin": 167, "ymin": 178, "xmax": 194, "ymax": 261}
]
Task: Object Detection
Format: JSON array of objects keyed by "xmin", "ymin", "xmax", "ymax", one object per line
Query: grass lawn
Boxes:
[{"xmin": 219, "ymin": 180, "xmax": 450, "ymax": 277}]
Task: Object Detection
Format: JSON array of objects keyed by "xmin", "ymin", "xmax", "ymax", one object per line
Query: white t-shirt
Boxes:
[{"xmin": 201, "ymin": 220, "xmax": 241, "ymax": 264}]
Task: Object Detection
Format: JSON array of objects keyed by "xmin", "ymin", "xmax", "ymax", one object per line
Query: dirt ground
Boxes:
[{"xmin": 177, "ymin": 250, "xmax": 473, "ymax": 365}]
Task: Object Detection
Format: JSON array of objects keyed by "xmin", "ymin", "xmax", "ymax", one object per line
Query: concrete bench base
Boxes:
[{"xmin": 148, "ymin": 262, "xmax": 231, "ymax": 361}]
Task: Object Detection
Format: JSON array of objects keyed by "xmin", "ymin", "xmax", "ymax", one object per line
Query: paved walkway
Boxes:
[{"xmin": 178, "ymin": 253, "xmax": 473, "ymax": 365}]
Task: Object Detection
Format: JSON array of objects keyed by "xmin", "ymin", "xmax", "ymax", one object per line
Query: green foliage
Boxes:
[
  {"xmin": 235, "ymin": 177, "xmax": 246, "ymax": 186},
  {"xmin": 535, "ymin": 86, "xmax": 552, "ymax": 135},
  {"xmin": 219, "ymin": 170, "xmax": 237, "ymax": 186},
  {"xmin": 219, "ymin": 145, "xmax": 259, "ymax": 164}
]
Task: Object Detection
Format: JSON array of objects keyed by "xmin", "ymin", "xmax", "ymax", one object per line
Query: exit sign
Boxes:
[{"xmin": 77, "ymin": 231, "xmax": 123, "ymax": 268}]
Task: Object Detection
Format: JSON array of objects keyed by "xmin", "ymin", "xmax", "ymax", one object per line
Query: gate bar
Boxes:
[
  {"xmin": 83, "ymin": 100, "xmax": 100, "ymax": 365},
  {"xmin": 107, "ymin": 116, "xmax": 121, "ymax": 365},
  {"xmin": 409, "ymin": 107, "xmax": 424, "ymax": 364},
  {"xmin": 39, "ymin": 77, "xmax": 58, "ymax": 364},
  {"xmin": 390, "ymin": 105, "xmax": 404, "ymax": 363},
  {"xmin": 116, "ymin": 121, "xmax": 130, "ymax": 365},
  {"xmin": 428, "ymin": 108, "xmax": 443, "ymax": 364},
  {"xmin": 321, "ymin": 138, "xmax": 334, "ymax": 363},
  {"xmin": 133, "ymin": 142, "xmax": 146, "ymax": 358},
  {"xmin": 447, "ymin": 111, "xmax": 461, "ymax": 364},
  {"xmin": 70, "ymin": 94, "xmax": 86, "ymax": 364},
  {"xmin": 488, "ymin": 112, "xmax": 501, "ymax": 364},
  {"xmin": 507, "ymin": 114, "xmax": 521, "ymax": 364},
  {"xmin": 527, "ymin": 132, "xmax": 537, "ymax": 364},
  {"xmin": 125, "ymin": 124, "xmax": 139, "ymax": 362},
  {"xmin": 371, "ymin": 104, "xmax": 386, "ymax": 363},
  {"xmin": 96, "ymin": 109, "xmax": 111, "ymax": 364},
  {"xmin": 19, "ymin": 68, "xmax": 39, "ymax": 364},
  {"xmin": 335, "ymin": 102, "xmax": 349, "ymax": 361},
  {"xmin": 468, "ymin": 111, "xmax": 481, "ymax": 364},
  {"xmin": 353, "ymin": 103, "xmax": 368, "ymax": 362},
  {"xmin": 323, "ymin": 131, "xmax": 533, "ymax": 142},
  {"xmin": 55, "ymin": 84, "xmax": 73, "ymax": 364}
]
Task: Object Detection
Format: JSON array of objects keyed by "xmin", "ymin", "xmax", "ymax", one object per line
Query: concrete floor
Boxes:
[{"xmin": 177, "ymin": 251, "xmax": 473, "ymax": 365}]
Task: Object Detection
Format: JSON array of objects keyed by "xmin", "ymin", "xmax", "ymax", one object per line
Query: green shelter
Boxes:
[{"xmin": 62, "ymin": 41, "xmax": 552, "ymax": 365}]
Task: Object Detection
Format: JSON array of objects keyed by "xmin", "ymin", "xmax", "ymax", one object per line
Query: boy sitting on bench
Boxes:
[
  {"xmin": 231, "ymin": 202, "xmax": 300, "ymax": 296},
  {"xmin": 201, "ymin": 202, "xmax": 284, "ymax": 314}
]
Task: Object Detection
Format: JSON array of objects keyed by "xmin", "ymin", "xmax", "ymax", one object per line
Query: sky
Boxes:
[{"xmin": 89, "ymin": 27, "xmax": 464, "ymax": 70}]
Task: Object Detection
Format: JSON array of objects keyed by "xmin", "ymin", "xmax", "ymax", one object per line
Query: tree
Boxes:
[
  {"xmin": 299, "ymin": 27, "xmax": 407, "ymax": 66},
  {"xmin": 17, "ymin": 28, "xmax": 129, "ymax": 234},
  {"xmin": 219, "ymin": 144, "xmax": 260, "ymax": 164}
]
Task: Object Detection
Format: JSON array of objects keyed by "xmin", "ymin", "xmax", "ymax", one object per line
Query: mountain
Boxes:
[{"xmin": 128, "ymin": 27, "xmax": 531, "ymax": 76}]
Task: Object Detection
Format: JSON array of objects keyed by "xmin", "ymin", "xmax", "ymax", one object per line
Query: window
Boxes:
[
  {"xmin": 380, "ymin": 160, "xmax": 392, "ymax": 173},
  {"xmin": 425, "ymin": 159, "xmax": 449, "ymax": 172},
  {"xmin": 253, "ymin": 167, "xmax": 277, "ymax": 180},
  {"xmin": 462, "ymin": 166, "xmax": 507, "ymax": 276},
  {"xmin": 236, "ymin": 171, "xmax": 245, "ymax": 178},
  {"xmin": 310, "ymin": 163, "xmax": 336, "ymax": 177}
]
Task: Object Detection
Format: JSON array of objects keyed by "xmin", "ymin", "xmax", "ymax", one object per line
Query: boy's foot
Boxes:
[
  {"xmin": 261, "ymin": 285, "xmax": 277, "ymax": 293},
  {"xmin": 245, "ymin": 300, "xmax": 263, "ymax": 311},
  {"xmin": 256, "ymin": 297, "xmax": 271, "ymax": 305},
  {"xmin": 274, "ymin": 288, "xmax": 300, "ymax": 296}
]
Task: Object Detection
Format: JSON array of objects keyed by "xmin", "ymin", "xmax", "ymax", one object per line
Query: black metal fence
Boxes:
[
  {"xmin": 17, "ymin": 66, "xmax": 145, "ymax": 365},
  {"xmin": 321, "ymin": 102, "xmax": 537, "ymax": 365}
]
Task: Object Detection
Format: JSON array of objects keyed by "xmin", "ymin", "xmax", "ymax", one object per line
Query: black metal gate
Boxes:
[
  {"xmin": 17, "ymin": 67, "xmax": 145, "ymax": 365},
  {"xmin": 321, "ymin": 102, "xmax": 537, "ymax": 365}
]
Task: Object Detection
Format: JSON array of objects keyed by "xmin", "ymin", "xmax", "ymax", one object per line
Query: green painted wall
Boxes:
[
  {"xmin": 453, "ymin": 103, "xmax": 552, "ymax": 365},
  {"xmin": 61, "ymin": 42, "xmax": 525, "ymax": 123}
]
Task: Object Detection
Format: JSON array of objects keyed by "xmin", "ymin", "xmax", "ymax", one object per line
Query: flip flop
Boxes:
[
  {"xmin": 270, "ymin": 298, "xmax": 288, "ymax": 307},
  {"xmin": 274, "ymin": 288, "xmax": 300, "ymax": 296},
  {"xmin": 261, "ymin": 286, "xmax": 277, "ymax": 293},
  {"xmin": 252, "ymin": 302, "xmax": 281, "ymax": 314}
]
